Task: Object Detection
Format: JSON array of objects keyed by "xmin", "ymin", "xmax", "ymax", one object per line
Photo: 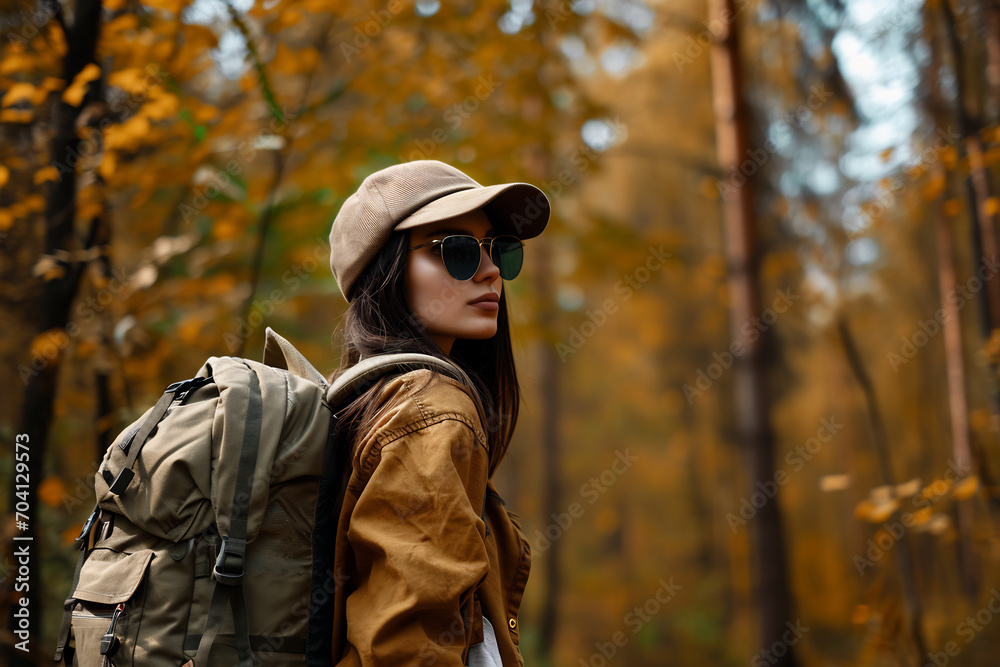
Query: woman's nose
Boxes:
[{"xmin": 476, "ymin": 244, "xmax": 501, "ymax": 281}]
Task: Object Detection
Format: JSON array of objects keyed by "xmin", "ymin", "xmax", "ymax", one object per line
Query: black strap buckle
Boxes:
[
  {"xmin": 213, "ymin": 536, "xmax": 246, "ymax": 585},
  {"xmin": 166, "ymin": 375, "xmax": 214, "ymax": 402}
]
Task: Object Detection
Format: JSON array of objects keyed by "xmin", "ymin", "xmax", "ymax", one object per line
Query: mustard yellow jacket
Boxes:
[{"xmin": 329, "ymin": 368, "xmax": 531, "ymax": 666}]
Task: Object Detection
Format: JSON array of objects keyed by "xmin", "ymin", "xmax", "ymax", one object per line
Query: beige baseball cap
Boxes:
[{"xmin": 328, "ymin": 160, "xmax": 550, "ymax": 301}]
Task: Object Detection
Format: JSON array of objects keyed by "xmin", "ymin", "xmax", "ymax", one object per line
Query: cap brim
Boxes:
[{"xmin": 393, "ymin": 182, "xmax": 550, "ymax": 239}]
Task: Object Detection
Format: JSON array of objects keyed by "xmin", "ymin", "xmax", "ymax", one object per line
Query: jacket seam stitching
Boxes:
[{"xmin": 376, "ymin": 412, "xmax": 484, "ymax": 449}]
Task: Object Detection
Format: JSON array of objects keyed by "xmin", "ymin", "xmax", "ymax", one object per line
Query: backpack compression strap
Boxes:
[{"xmin": 192, "ymin": 362, "xmax": 262, "ymax": 667}]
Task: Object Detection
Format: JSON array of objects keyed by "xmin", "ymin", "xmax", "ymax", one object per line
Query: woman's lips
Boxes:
[{"xmin": 470, "ymin": 301, "xmax": 499, "ymax": 311}]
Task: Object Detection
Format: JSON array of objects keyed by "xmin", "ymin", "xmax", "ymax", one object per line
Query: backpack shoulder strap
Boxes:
[
  {"xmin": 324, "ymin": 352, "xmax": 489, "ymax": 532},
  {"xmin": 324, "ymin": 352, "xmax": 475, "ymax": 412}
]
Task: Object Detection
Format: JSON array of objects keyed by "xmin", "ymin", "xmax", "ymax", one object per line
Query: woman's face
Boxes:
[{"xmin": 405, "ymin": 209, "xmax": 503, "ymax": 355}]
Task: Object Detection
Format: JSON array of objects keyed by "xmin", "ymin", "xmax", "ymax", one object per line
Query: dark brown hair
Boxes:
[{"xmin": 326, "ymin": 229, "xmax": 521, "ymax": 479}]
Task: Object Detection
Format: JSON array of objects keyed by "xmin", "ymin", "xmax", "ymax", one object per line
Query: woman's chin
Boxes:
[{"xmin": 455, "ymin": 326, "xmax": 498, "ymax": 342}]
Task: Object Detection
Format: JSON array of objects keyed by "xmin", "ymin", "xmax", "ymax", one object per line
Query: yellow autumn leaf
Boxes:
[
  {"xmin": 941, "ymin": 146, "xmax": 958, "ymax": 169},
  {"xmin": 40, "ymin": 76, "xmax": 65, "ymax": 91},
  {"xmin": 922, "ymin": 172, "xmax": 946, "ymax": 202},
  {"xmin": 62, "ymin": 523, "xmax": 83, "ymax": 545},
  {"xmin": 38, "ymin": 477, "xmax": 67, "ymax": 508},
  {"xmin": 271, "ymin": 42, "xmax": 299, "ymax": 76},
  {"xmin": 108, "ymin": 67, "xmax": 149, "ymax": 94},
  {"xmin": 943, "ymin": 199, "xmax": 962, "ymax": 217},
  {"xmin": 23, "ymin": 194, "xmax": 45, "ymax": 212},
  {"xmin": 594, "ymin": 508, "xmax": 619, "ymax": 534},
  {"xmin": 0, "ymin": 53, "xmax": 33, "ymax": 76},
  {"xmin": 894, "ymin": 478, "xmax": 921, "ymax": 497},
  {"xmin": 920, "ymin": 477, "xmax": 952, "ymax": 499},
  {"xmin": 302, "ymin": 0, "xmax": 333, "ymax": 14},
  {"xmin": 213, "ymin": 219, "xmax": 241, "ymax": 240},
  {"xmin": 32, "ymin": 255, "xmax": 64, "ymax": 280},
  {"xmin": 30, "ymin": 329, "xmax": 66, "ymax": 361},
  {"xmin": 2, "ymin": 82, "xmax": 37, "ymax": 107},
  {"xmin": 193, "ymin": 104, "xmax": 220, "ymax": 124},
  {"xmin": 868, "ymin": 498, "xmax": 899, "ymax": 522},
  {"xmin": 98, "ymin": 152, "xmax": 117, "ymax": 180},
  {"xmin": 700, "ymin": 176, "xmax": 719, "ymax": 200},
  {"xmin": 986, "ymin": 198, "xmax": 1000, "ymax": 217},
  {"xmin": 0, "ymin": 109, "xmax": 33, "ymax": 123},
  {"xmin": 63, "ymin": 83, "xmax": 87, "ymax": 106},
  {"xmin": 855, "ymin": 497, "xmax": 898, "ymax": 523},
  {"xmin": 0, "ymin": 165, "xmax": 8, "ymax": 188},
  {"xmin": 144, "ymin": 0, "xmax": 186, "ymax": 13},
  {"xmin": 177, "ymin": 317, "xmax": 203, "ymax": 344},
  {"xmin": 63, "ymin": 62, "xmax": 101, "ymax": 106},
  {"xmin": 0, "ymin": 209, "xmax": 13, "ymax": 231},
  {"xmin": 924, "ymin": 514, "xmax": 951, "ymax": 535},
  {"xmin": 143, "ymin": 93, "xmax": 179, "ymax": 121},
  {"xmin": 76, "ymin": 339, "xmax": 98, "ymax": 359},
  {"xmin": 9, "ymin": 201, "xmax": 28, "ymax": 218},
  {"xmin": 951, "ymin": 475, "xmax": 979, "ymax": 500},
  {"xmin": 853, "ymin": 499, "xmax": 873, "ymax": 520},
  {"xmin": 851, "ymin": 604, "xmax": 870, "ymax": 625},
  {"xmin": 104, "ymin": 13, "xmax": 139, "ymax": 35},
  {"xmin": 819, "ymin": 474, "xmax": 850, "ymax": 492},
  {"xmin": 34, "ymin": 166, "xmax": 58, "ymax": 184}
]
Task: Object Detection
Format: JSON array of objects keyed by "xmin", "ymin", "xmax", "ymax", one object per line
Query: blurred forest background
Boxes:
[{"xmin": 3, "ymin": 0, "xmax": 1000, "ymax": 665}]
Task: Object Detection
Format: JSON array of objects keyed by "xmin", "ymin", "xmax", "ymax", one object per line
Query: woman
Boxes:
[{"xmin": 323, "ymin": 160, "xmax": 550, "ymax": 666}]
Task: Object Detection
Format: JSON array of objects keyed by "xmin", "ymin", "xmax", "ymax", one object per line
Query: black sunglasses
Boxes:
[{"xmin": 408, "ymin": 234, "xmax": 524, "ymax": 281}]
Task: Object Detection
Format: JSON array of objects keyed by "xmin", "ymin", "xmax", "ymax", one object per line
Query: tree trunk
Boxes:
[
  {"xmin": 535, "ymin": 232, "xmax": 562, "ymax": 659},
  {"xmin": 708, "ymin": 0, "xmax": 799, "ymax": 663},
  {"xmin": 934, "ymin": 178, "xmax": 979, "ymax": 598}
]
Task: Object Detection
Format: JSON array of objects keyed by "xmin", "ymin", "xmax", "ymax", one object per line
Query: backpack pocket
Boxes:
[{"xmin": 70, "ymin": 547, "xmax": 153, "ymax": 667}]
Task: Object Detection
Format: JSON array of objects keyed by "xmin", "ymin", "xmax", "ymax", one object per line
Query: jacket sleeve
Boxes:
[{"xmin": 344, "ymin": 415, "xmax": 490, "ymax": 666}]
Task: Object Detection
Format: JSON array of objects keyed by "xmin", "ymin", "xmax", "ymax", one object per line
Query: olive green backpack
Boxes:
[{"xmin": 54, "ymin": 328, "xmax": 484, "ymax": 666}]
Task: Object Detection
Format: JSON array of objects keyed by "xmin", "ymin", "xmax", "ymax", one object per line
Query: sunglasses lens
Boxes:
[
  {"xmin": 492, "ymin": 237, "xmax": 523, "ymax": 280},
  {"xmin": 442, "ymin": 236, "xmax": 481, "ymax": 280}
]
